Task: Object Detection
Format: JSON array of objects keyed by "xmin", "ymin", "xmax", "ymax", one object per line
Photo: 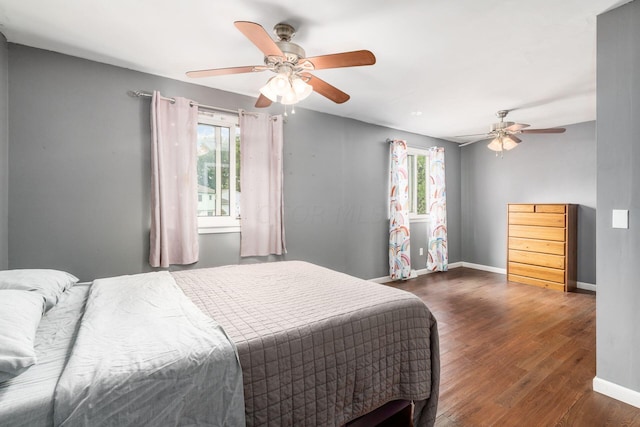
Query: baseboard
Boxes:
[
  {"xmin": 460, "ymin": 262, "xmax": 507, "ymax": 275},
  {"xmin": 577, "ymin": 281, "xmax": 596, "ymax": 292},
  {"xmin": 593, "ymin": 377, "xmax": 640, "ymax": 409},
  {"xmin": 370, "ymin": 262, "xmax": 596, "ymax": 292},
  {"xmin": 369, "ymin": 265, "xmax": 452, "ymax": 284}
]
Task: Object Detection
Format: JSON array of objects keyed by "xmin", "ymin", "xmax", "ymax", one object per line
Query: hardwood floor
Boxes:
[{"xmin": 389, "ymin": 267, "xmax": 640, "ymax": 426}]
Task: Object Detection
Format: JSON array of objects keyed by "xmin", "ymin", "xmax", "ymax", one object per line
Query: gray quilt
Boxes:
[
  {"xmin": 172, "ymin": 261, "xmax": 440, "ymax": 427},
  {"xmin": 53, "ymin": 272, "xmax": 245, "ymax": 427}
]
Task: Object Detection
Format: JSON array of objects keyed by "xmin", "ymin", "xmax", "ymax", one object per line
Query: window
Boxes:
[
  {"xmin": 407, "ymin": 147, "xmax": 430, "ymax": 221},
  {"xmin": 196, "ymin": 111, "xmax": 241, "ymax": 233}
]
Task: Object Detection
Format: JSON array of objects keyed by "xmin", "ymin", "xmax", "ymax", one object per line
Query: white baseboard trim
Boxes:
[
  {"xmin": 593, "ymin": 376, "xmax": 640, "ymax": 409},
  {"xmin": 577, "ymin": 281, "xmax": 597, "ymax": 292},
  {"xmin": 460, "ymin": 262, "xmax": 507, "ymax": 275},
  {"xmin": 369, "ymin": 265, "xmax": 454, "ymax": 284},
  {"xmin": 370, "ymin": 262, "xmax": 596, "ymax": 292}
]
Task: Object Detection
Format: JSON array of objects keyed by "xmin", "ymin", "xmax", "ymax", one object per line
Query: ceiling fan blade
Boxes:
[
  {"xmin": 459, "ymin": 136, "xmax": 491, "ymax": 147},
  {"xmin": 301, "ymin": 73, "xmax": 350, "ymax": 104},
  {"xmin": 234, "ymin": 21, "xmax": 284, "ymax": 58},
  {"xmin": 520, "ymin": 128, "xmax": 566, "ymax": 134},
  {"xmin": 507, "ymin": 135, "xmax": 522, "ymax": 144},
  {"xmin": 255, "ymin": 94, "xmax": 272, "ymax": 108},
  {"xmin": 506, "ymin": 123, "xmax": 530, "ymax": 132},
  {"xmin": 454, "ymin": 133, "xmax": 491, "ymax": 138},
  {"xmin": 303, "ymin": 50, "xmax": 376, "ymax": 70},
  {"xmin": 186, "ymin": 66, "xmax": 264, "ymax": 78}
]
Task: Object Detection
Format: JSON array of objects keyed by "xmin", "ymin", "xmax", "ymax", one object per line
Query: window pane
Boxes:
[
  {"xmin": 196, "ymin": 113, "xmax": 241, "ymax": 230},
  {"xmin": 220, "ymin": 127, "xmax": 230, "ymax": 217},
  {"xmin": 197, "ymin": 124, "xmax": 216, "ymax": 217},
  {"xmin": 235, "ymin": 127, "xmax": 241, "ymax": 218},
  {"xmin": 407, "ymin": 154, "xmax": 415, "ymax": 213},
  {"xmin": 417, "ymin": 155, "xmax": 427, "ymax": 215},
  {"xmin": 221, "ymin": 188, "xmax": 230, "ymax": 216}
]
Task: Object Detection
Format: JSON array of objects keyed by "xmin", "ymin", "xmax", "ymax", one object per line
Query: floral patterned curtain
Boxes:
[
  {"xmin": 389, "ymin": 140, "xmax": 411, "ymax": 280},
  {"xmin": 427, "ymin": 147, "xmax": 448, "ymax": 271}
]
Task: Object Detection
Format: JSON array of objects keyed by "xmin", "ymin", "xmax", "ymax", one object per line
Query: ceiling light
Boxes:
[
  {"xmin": 502, "ymin": 136, "xmax": 518, "ymax": 151},
  {"xmin": 261, "ymin": 70, "xmax": 313, "ymax": 107},
  {"xmin": 259, "ymin": 78, "xmax": 279, "ymax": 102},
  {"xmin": 291, "ymin": 76, "xmax": 313, "ymax": 101},
  {"xmin": 487, "ymin": 137, "xmax": 503, "ymax": 152},
  {"xmin": 280, "ymin": 87, "xmax": 299, "ymax": 105}
]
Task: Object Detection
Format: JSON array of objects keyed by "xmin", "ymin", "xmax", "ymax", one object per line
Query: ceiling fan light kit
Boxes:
[
  {"xmin": 487, "ymin": 135, "xmax": 518, "ymax": 152},
  {"xmin": 261, "ymin": 72, "xmax": 313, "ymax": 105},
  {"xmin": 186, "ymin": 21, "xmax": 376, "ymax": 109},
  {"xmin": 457, "ymin": 110, "xmax": 566, "ymax": 157}
]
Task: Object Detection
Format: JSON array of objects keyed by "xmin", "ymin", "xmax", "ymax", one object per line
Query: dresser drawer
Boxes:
[
  {"xmin": 509, "ymin": 204, "xmax": 534, "ymax": 212},
  {"xmin": 507, "ymin": 274, "xmax": 566, "ymax": 291},
  {"xmin": 508, "ymin": 212, "xmax": 565, "ymax": 227},
  {"xmin": 508, "ymin": 262, "xmax": 565, "ymax": 284},
  {"xmin": 508, "ymin": 249, "xmax": 565, "ymax": 269},
  {"xmin": 508, "ymin": 237, "xmax": 565, "ymax": 255},
  {"xmin": 508, "ymin": 225, "xmax": 566, "ymax": 241},
  {"xmin": 535, "ymin": 205, "xmax": 566, "ymax": 213}
]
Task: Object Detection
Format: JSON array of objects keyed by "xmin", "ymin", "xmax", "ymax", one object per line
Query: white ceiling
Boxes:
[{"xmin": 0, "ymin": 0, "xmax": 629, "ymax": 142}]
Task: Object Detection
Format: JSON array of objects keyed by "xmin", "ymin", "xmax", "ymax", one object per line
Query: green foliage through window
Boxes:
[{"xmin": 407, "ymin": 151, "xmax": 430, "ymax": 217}]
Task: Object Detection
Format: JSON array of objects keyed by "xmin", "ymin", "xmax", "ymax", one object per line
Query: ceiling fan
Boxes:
[
  {"xmin": 186, "ymin": 21, "xmax": 376, "ymax": 109},
  {"xmin": 458, "ymin": 110, "xmax": 566, "ymax": 154}
]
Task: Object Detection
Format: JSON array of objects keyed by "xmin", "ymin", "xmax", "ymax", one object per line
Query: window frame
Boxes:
[
  {"xmin": 196, "ymin": 111, "xmax": 241, "ymax": 234},
  {"xmin": 406, "ymin": 147, "xmax": 431, "ymax": 222}
]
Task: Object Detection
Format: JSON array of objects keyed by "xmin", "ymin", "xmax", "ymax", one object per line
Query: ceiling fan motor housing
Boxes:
[
  {"xmin": 273, "ymin": 41, "xmax": 305, "ymax": 64},
  {"xmin": 491, "ymin": 121, "xmax": 515, "ymax": 132}
]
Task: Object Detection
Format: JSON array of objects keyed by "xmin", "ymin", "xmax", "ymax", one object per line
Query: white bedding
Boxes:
[
  {"xmin": 0, "ymin": 284, "xmax": 90, "ymax": 427},
  {"xmin": 53, "ymin": 271, "xmax": 245, "ymax": 427}
]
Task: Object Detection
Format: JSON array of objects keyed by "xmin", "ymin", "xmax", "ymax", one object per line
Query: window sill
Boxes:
[
  {"xmin": 198, "ymin": 226, "xmax": 241, "ymax": 234},
  {"xmin": 409, "ymin": 217, "xmax": 429, "ymax": 223}
]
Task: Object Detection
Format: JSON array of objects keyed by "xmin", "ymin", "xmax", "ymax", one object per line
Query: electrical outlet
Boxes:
[{"xmin": 419, "ymin": 248, "xmax": 424, "ymax": 256}]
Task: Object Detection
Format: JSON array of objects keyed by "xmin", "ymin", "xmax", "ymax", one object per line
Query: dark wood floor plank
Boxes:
[{"xmin": 387, "ymin": 268, "xmax": 640, "ymax": 426}]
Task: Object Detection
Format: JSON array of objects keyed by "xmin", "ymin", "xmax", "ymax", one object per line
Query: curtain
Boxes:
[
  {"xmin": 427, "ymin": 147, "xmax": 448, "ymax": 271},
  {"xmin": 149, "ymin": 91, "xmax": 199, "ymax": 268},
  {"xmin": 389, "ymin": 140, "xmax": 411, "ymax": 280},
  {"xmin": 240, "ymin": 112, "xmax": 286, "ymax": 257}
]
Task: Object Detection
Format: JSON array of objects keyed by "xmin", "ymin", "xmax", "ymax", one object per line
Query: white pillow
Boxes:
[
  {"xmin": 0, "ymin": 269, "xmax": 78, "ymax": 311},
  {"xmin": 0, "ymin": 290, "xmax": 46, "ymax": 382}
]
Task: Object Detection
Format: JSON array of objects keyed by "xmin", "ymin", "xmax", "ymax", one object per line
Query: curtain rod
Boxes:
[{"xmin": 128, "ymin": 90, "xmax": 239, "ymax": 115}]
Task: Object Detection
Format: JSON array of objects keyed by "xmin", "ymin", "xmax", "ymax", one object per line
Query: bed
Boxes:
[{"xmin": 0, "ymin": 261, "xmax": 439, "ymax": 426}]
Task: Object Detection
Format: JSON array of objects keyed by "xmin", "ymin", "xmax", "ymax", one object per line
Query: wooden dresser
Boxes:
[{"xmin": 507, "ymin": 203, "xmax": 577, "ymax": 292}]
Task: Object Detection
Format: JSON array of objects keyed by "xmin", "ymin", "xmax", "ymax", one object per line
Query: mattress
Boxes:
[
  {"xmin": 172, "ymin": 260, "xmax": 440, "ymax": 427},
  {"xmin": 0, "ymin": 261, "xmax": 439, "ymax": 427},
  {"xmin": 0, "ymin": 284, "xmax": 90, "ymax": 427}
]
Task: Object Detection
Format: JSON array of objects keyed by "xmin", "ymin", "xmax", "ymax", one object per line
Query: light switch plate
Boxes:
[{"xmin": 612, "ymin": 209, "xmax": 629, "ymax": 229}]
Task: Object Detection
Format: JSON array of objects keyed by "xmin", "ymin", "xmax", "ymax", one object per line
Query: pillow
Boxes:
[
  {"xmin": 0, "ymin": 269, "xmax": 79, "ymax": 311},
  {"xmin": 0, "ymin": 290, "xmax": 46, "ymax": 382}
]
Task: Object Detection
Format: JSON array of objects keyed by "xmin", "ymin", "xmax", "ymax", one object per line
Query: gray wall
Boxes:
[
  {"xmin": 7, "ymin": 44, "xmax": 460, "ymax": 281},
  {"xmin": 596, "ymin": 0, "xmax": 640, "ymax": 393},
  {"xmin": 461, "ymin": 120, "xmax": 597, "ymax": 284},
  {"xmin": 283, "ymin": 107, "xmax": 461, "ymax": 279},
  {"xmin": 0, "ymin": 34, "xmax": 8, "ymax": 269}
]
